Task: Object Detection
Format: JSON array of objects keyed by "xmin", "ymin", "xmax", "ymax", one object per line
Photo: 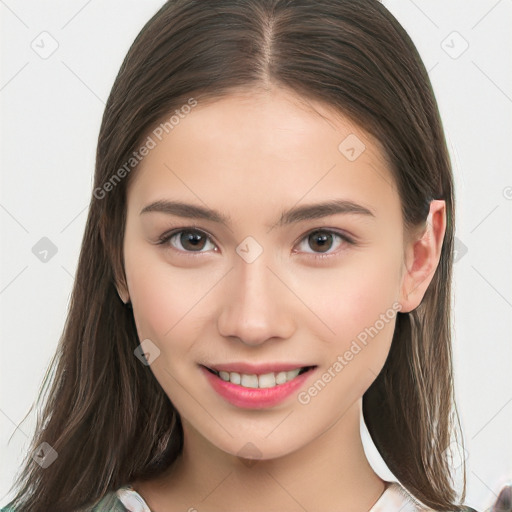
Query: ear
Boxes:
[{"xmin": 399, "ymin": 199, "xmax": 446, "ymax": 313}]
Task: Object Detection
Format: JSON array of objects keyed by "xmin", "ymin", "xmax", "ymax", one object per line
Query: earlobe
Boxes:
[
  {"xmin": 115, "ymin": 281, "xmax": 130, "ymax": 305},
  {"xmin": 398, "ymin": 200, "xmax": 446, "ymax": 313}
]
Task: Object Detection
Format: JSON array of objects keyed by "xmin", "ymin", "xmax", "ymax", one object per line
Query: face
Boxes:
[{"xmin": 122, "ymin": 87, "xmax": 406, "ymax": 460}]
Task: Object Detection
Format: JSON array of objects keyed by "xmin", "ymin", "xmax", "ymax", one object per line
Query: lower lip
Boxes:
[{"xmin": 199, "ymin": 365, "xmax": 317, "ymax": 409}]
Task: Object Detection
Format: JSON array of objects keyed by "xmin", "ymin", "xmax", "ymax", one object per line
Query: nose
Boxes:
[{"xmin": 217, "ymin": 252, "xmax": 296, "ymax": 346}]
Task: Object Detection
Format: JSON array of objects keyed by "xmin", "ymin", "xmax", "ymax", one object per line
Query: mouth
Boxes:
[
  {"xmin": 201, "ymin": 364, "xmax": 317, "ymax": 389},
  {"xmin": 204, "ymin": 365, "xmax": 314, "ymax": 376},
  {"xmin": 199, "ymin": 363, "xmax": 318, "ymax": 408}
]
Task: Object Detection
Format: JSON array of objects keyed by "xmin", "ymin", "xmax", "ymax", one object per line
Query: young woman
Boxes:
[{"xmin": 2, "ymin": 0, "xmax": 496, "ymax": 510}]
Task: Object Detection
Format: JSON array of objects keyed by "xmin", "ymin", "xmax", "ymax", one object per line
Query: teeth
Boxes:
[
  {"xmin": 241, "ymin": 374, "xmax": 259, "ymax": 388},
  {"xmin": 217, "ymin": 368, "xmax": 303, "ymax": 388}
]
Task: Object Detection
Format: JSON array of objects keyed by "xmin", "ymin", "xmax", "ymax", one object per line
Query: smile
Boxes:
[
  {"xmin": 200, "ymin": 364, "xmax": 318, "ymax": 409},
  {"xmin": 204, "ymin": 365, "xmax": 315, "ymax": 389}
]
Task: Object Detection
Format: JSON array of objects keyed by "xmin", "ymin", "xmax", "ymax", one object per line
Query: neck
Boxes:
[{"xmin": 134, "ymin": 400, "xmax": 387, "ymax": 512}]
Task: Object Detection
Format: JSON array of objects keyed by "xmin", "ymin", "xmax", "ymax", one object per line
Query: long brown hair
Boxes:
[{"xmin": 5, "ymin": 1, "xmax": 466, "ymax": 510}]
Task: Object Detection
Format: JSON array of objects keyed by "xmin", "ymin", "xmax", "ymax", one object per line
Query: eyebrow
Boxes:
[{"xmin": 140, "ymin": 198, "xmax": 376, "ymax": 227}]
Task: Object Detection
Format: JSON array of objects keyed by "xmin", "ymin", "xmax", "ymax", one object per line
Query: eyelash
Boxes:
[{"xmin": 156, "ymin": 227, "xmax": 356, "ymax": 261}]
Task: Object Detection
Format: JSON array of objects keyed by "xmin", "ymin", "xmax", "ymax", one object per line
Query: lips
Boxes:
[{"xmin": 200, "ymin": 364, "xmax": 318, "ymax": 409}]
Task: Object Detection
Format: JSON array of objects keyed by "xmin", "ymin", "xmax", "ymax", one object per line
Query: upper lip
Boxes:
[{"xmin": 201, "ymin": 362, "xmax": 316, "ymax": 375}]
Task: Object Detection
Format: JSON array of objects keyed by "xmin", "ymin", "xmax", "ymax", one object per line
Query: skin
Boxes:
[{"xmin": 117, "ymin": 86, "xmax": 446, "ymax": 512}]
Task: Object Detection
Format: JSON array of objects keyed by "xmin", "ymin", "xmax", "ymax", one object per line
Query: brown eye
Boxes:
[
  {"xmin": 294, "ymin": 229, "xmax": 354, "ymax": 259},
  {"xmin": 307, "ymin": 231, "xmax": 335, "ymax": 253},
  {"xmin": 178, "ymin": 230, "xmax": 208, "ymax": 251},
  {"xmin": 159, "ymin": 229, "xmax": 217, "ymax": 253}
]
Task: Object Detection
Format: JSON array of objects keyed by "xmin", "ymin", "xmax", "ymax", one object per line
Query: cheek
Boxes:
[
  {"xmin": 300, "ymin": 246, "xmax": 402, "ymax": 386},
  {"xmin": 124, "ymin": 241, "xmax": 223, "ymax": 349},
  {"xmin": 303, "ymin": 250, "xmax": 401, "ymax": 338},
  {"xmin": 124, "ymin": 241, "xmax": 191, "ymax": 341}
]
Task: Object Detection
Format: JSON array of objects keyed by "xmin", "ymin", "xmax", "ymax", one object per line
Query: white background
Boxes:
[{"xmin": 1, "ymin": 1, "xmax": 511, "ymax": 510}]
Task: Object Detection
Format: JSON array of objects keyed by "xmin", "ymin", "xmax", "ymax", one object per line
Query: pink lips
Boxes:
[{"xmin": 199, "ymin": 364, "xmax": 317, "ymax": 409}]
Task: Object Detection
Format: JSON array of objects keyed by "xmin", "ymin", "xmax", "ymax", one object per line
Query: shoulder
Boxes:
[
  {"xmin": 0, "ymin": 492, "xmax": 130, "ymax": 512},
  {"xmin": 88, "ymin": 491, "xmax": 129, "ymax": 511},
  {"xmin": 376, "ymin": 482, "xmax": 481, "ymax": 512},
  {"xmin": 1, "ymin": 487, "xmax": 481, "ymax": 512},
  {"xmin": 91, "ymin": 487, "xmax": 151, "ymax": 512}
]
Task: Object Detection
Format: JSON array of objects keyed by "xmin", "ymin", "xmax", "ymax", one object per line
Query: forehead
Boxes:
[{"xmin": 127, "ymin": 88, "xmax": 398, "ymax": 223}]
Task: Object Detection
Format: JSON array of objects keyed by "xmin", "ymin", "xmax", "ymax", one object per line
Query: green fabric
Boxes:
[
  {"xmin": 0, "ymin": 492, "xmax": 128, "ymax": 512},
  {"xmin": 88, "ymin": 491, "xmax": 128, "ymax": 511}
]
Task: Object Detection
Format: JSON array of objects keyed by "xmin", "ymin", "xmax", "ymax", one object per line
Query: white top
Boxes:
[{"xmin": 116, "ymin": 480, "xmax": 435, "ymax": 511}]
